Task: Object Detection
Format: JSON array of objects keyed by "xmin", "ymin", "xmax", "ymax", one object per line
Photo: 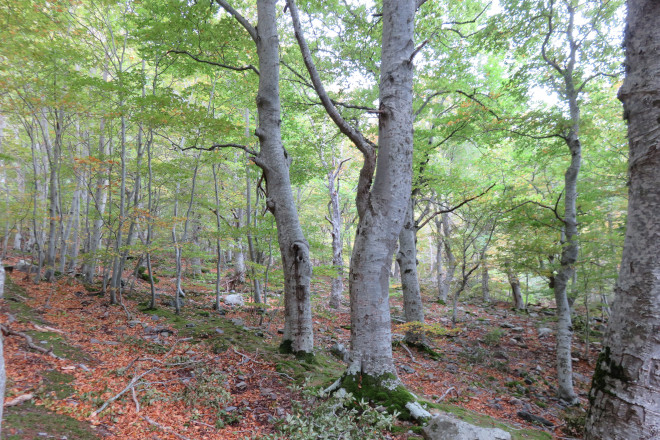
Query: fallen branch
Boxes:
[
  {"xmin": 31, "ymin": 323, "xmax": 66, "ymax": 335},
  {"xmin": 141, "ymin": 415, "xmax": 193, "ymax": 440},
  {"xmin": 91, "ymin": 367, "xmax": 157, "ymax": 416},
  {"xmin": 131, "ymin": 386, "xmax": 140, "ymax": 413},
  {"xmin": 232, "ymin": 347, "xmax": 266, "ymax": 365},
  {"xmin": 436, "ymin": 386, "xmax": 458, "ymax": 402},
  {"xmin": 399, "ymin": 341, "xmax": 422, "ymax": 365},
  {"xmin": 4, "ymin": 393, "xmax": 33, "ymax": 407},
  {"xmin": 0, "ymin": 324, "xmax": 64, "ymax": 360}
]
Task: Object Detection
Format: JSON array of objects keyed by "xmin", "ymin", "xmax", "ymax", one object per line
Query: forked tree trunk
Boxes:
[
  {"xmin": 346, "ymin": 0, "xmax": 416, "ymax": 378},
  {"xmin": 218, "ymin": 0, "xmax": 314, "ymax": 354},
  {"xmin": 585, "ymin": 1, "xmax": 660, "ymax": 436}
]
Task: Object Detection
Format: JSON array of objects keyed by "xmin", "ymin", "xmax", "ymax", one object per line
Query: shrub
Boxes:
[{"xmin": 264, "ymin": 385, "xmax": 396, "ymax": 440}]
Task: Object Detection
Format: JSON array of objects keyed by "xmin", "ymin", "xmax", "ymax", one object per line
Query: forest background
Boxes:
[{"xmin": 0, "ymin": 0, "xmax": 639, "ymax": 439}]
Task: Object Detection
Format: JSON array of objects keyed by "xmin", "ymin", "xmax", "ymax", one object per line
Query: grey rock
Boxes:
[
  {"xmin": 150, "ymin": 315, "xmax": 160, "ymax": 321},
  {"xmin": 223, "ymin": 406, "xmax": 238, "ymax": 412},
  {"xmin": 400, "ymin": 364, "xmax": 416, "ymax": 374},
  {"xmin": 423, "ymin": 413, "xmax": 511, "ymax": 440},
  {"xmin": 215, "ymin": 328, "xmax": 224, "ymax": 335},
  {"xmin": 224, "ymin": 294, "xmax": 244, "ymax": 306},
  {"xmin": 90, "ymin": 338, "xmax": 101, "ymax": 344},
  {"xmin": 185, "ymin": 323, "xmax": 195, "ymax": 328},
  {"xmin": 128, "ymin": 320, "xmax": 142, "ymax": 328},
  {"xmin": 517, "ymin": 411, "xmax": 553, "ymax": 427},
  {"xmin": 235, "ymin": 381, "xmax": 247, "ymax": 390},
  {"xmin": 500, "ymin": 322, "xmax": 515, "ymax": 329},
  {"xmin": 511, "ymin": 327, "xmax": 524, "ymax": 332},
  {"xmin": 231, "ymin": 318, "xmax": 244, "ymax": 327},
  {"xmin": 537, "ymin": 327, "xmax": 553, "ymax": 338}
]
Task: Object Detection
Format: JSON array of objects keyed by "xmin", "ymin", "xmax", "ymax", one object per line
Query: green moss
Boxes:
[
  {"xmin": 39, "ymin": 370, "xmax": 75, "ymax": 399},
  {"xmin": 339, "ymin": 372, "xmax": 417, "ymax": 421},
  {"xmin": 3, "ymin": 402, "xmax": 99, "ymax": 440},
  {"xmin": 428, "ymin": 403, "xmax": 552, "ymax": 440},
  {"xmin": 137, "ymin": 266, "xmax": 159, "ymax": 284},
  {"xmin": 589, "ymin": 346, "xmax": 627, "ymax": 405}
]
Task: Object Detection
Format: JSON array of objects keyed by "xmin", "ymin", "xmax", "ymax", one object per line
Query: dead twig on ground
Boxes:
[
  {"xmin": 141, "ymin": 415, "xmax": 193, "ymax": 440},
  {"xmin": 436, "ymin": 386, "xmax": 458, "ymax": 402},
  {"xmin": 0, "ymin": 324, "xmax": 64, "ymax": 360}
]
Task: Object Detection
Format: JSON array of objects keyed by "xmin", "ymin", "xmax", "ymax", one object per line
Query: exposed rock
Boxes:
[
  {"xmin": 400, "ymin": 364, "xmax": 416, "ymax": 374},
  {"xmin": 517, "ymin": 411, "xmax": 554, "ymax": 426},
  {"xmin": 214, "ymin": 328, "xmax": 224, "ymax": 335},
  {"xmin": 511, "ymin": 327, "xmax": 524, "ymax": 332},
  {"xmin": 224, "ymin": 294, "xmax": 244, "ymax": 306},
  {"xmin": 128, "ymin": 320, "xmax": 142, "ymax": 328},
  {"xmin": 423, "ymin": 413, "xmax": 511, "ymax": 440},
  {"xmin": 537, "ymin": 327, "xmax": 553, "ymax": 338},
  {"xmin": 185, "ymin": 323, "xmax": 195, "ymax": 328},
  {"xmin": 406, "ymin": 401, "xmax": 431, "ymax": 420},
  {"xmin": 500, "ymin": 322, "xmax": 515, "ymax": 329}
]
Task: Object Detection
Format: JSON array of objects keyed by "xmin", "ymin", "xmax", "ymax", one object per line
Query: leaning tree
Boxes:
[{"xmin": 584, "ymin": 0, "xmax": 660, "ymax": 437}]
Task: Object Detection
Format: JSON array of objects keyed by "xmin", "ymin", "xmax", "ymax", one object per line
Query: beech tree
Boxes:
[
  {"xmin": 585, "ymin": 0, "xmax": 660, "ymax": 436},
  {"xmin": 288, "ymin": 0, "xmax": 427, "ymax": 412},
  {"xmin": 216, "ymin": 0, "xmax": 314, "ymax": 355}
]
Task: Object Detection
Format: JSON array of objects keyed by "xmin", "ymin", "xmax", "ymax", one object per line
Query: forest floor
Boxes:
[{"xmin": 1, "ymin": 258, "xmax": 600, "ymax": 440}]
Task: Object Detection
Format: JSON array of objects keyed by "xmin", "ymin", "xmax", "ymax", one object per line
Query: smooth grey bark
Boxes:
[
  {"xmin": 39, "ymin": 108, "xmax": 63, "ymax": 282},
  {"xmin": 1, "ymin": 114, "xmax": 9, "ymax": 259},
  {"xmin": 541, "ymin": 1, "xmax": 582, "ymax": 403},
  {"xmin": 288, "ymin": 0, "xmax": 416, "ymax": 375},
  {"xmin": 212, "ymin": 164, "xmax": 224, "ymax": 310},
  {"xmin": 83, "ymin": 108, "xmax": 109, "ymax": 283},
  {"xmin": 437, "ymin": 213, "xmax": 456, "ymax": 302},
  {"xmin": 0, "ymin": 260, "xmax": 4, "ymax": 435},
  {"xmin": 146, "ymin": 130, "xmax": 157, "ymax": 309},
  {"xmin": 321, "ymin": 150, "xmax": 346, "ymax": 309},
  {"xmin": 506, "ymin": 261, "xmax": 524, "ymax": 309},
  {"xmin": 109, "ymin": 111, "xmax": 127, "ymax": 304},
  {"xmin": 481, "ymin": 254, "xmax": 490, "ymax": 303},
  {"xmin": 244, "ymin": 155, "xmax": 262, "ymax": 304},
  {"xmin": 218, "ymin": 0, "xmax": 313, "ymax": 353},
  {"xmin": 396, "ymin": 198, "xmax": 425, "ymax": 344},
  {"xmin": 585, "ymin": 0, "xmax": 660, "ymax": 436}
]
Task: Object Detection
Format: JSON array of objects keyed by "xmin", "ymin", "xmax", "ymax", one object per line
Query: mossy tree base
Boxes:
[
  {"xmin": 328, "ymin": 372, "xmax": 429, "ymax": 422},
  {"xmin": 279, "ymin": 339, "xmax": 315, "ymax": 363}
]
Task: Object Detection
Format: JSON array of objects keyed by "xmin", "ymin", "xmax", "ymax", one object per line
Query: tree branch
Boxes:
[
  {"xmin": 214, "ymin": 0, "xmax": 258, "ymax": 43},
  {"xmin": 416, "ymin": 183, "xmax": 496, "ymax": 230},
  {"xmin": 179, "ymin": 143, "xmax": 259, "ymax": 156},
  {"xmin": 166, "ymin": 50, "xmax": 259, "ymax": 75},
  {"xmin": 286, "ymin": 0, "xmax": 376, "ymax": 157}
]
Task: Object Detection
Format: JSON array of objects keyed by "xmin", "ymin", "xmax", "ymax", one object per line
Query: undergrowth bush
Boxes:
[{"xmin": 258, "ymin": 385, "xmax": 396, "ymax": 440}]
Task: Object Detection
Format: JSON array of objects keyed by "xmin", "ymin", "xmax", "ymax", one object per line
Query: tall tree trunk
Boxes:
[
  {"xmin": 542, "ymin": 2, "xmax": 582, "ymax": 403},
  {"xmin": 110, "ymin": 112, "xmax": 128, "ymax": 303},
  {"xmin": 83, "ymin": 111, "xmax": 108, "ymax": 283},
  {"xmin": 437, "ymin": 213, "xmax": 456, "ymax": 302},
  {"xmin": 219, "ymin": 0, "xmax": 314, "ymax": 354},
  {"xmin": 481, "ymin": 255, "xmax": 490, "ymax": 303},
  {"xmin": 145, "ymin": 130, "xmax": 157, "ymax": 309},
  {"xmin": 0, "ymin": 260, "xmax": 5, "ymax": 433},
  {"xmin": 323, "ymin": 151, "xmax": 345, "ymax": 309},
  {"xmin": 40, "ymin": 108, "xmax": 63, "ymax": 282},
  {"xmin": 506, "ymin": 261, "xmax": 524, "ymax": 309},
  {"xmin": 212, "ymin": 164, "xmax": 224, "ymax": 310},
  {"xmin": 585, "ymin": 1, "xmax": 660, "ymax": 436},
  {"xmin": 396, "ymin": 198, "xmax": 425, "ymax": 345},
  {"xmin": 344, "ymin": 0, "xmax": 416, "ymax": 378}
]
